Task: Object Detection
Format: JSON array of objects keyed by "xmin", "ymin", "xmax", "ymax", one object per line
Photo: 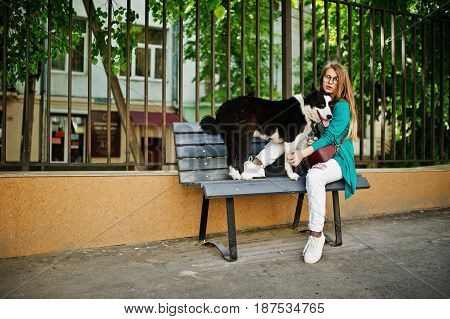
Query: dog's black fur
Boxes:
[{"xmin": 200, "ymin": 88, "xmax": 332, "ymax": 180}]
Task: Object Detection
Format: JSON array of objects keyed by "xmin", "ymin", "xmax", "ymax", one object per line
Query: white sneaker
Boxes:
[
  {"xmin": 241, "ymin": 160, "xmax": 266, "ymax": 180},
  {"xmin": 303, "ymin": 232, "xmax": 325, "ymax": 264}
]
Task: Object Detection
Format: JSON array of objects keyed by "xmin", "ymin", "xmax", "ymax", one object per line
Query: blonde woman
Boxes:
[{"xmin": 244, "ymin": 61, "xmax": 358, "ymax": 264}]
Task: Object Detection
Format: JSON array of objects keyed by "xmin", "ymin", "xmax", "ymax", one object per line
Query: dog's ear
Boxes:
[{"xmin": 310, "ymin": 83, "xmax": 317, "ymax": 93}]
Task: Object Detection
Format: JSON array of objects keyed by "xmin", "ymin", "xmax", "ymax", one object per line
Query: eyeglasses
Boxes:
[{"xmin": 323, "ymin": 74, "xmax": 339, "ymax": 85}]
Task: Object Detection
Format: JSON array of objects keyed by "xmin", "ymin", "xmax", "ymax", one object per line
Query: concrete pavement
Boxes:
[{"xmin": 1, "ymin": 208, "xmax": 449, "ymax": 298}]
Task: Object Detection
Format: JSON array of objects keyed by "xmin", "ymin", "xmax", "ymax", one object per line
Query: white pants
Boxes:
[
  {"xmin": 255, "ymin": 142, "xmax": 288, "ymax": 167},
  {"xmin": 306, "ymin": 158, "xmax": 343, "ymax": 232},
  {"xmin": 256, "ymin": 143, "xmax": 343, "ymax": 232}
]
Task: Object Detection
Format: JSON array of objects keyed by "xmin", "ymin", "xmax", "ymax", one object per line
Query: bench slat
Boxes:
[
  {"xmin": 176, "ymin": 145, "xmax": 226, "ymax": 158},
  {"xmin": 175, "ymin": 134, "xmax": 224, "ymax": 145},
  {"xmin": 173, "ymin": 122, "xmax": 202, "ymax": 133},
  {"xmin": 175, "ymin": 144, "xmax": 267, "ymax": 159},
  {"xmin": 203, "ymin": 177, "xmax": 305, "ymax": 198},
  {"xmin": 179, "ymin": 169, "xmax": 230, "ymax": 186},
  {"xmin": 178, "ymin": 157, "xmax": 228, "ymax": 171},
  {"xmin": 174, "ymin": 133, "xmax": 270, "ymax": 146},
  {"xmin": 202, "ymin": 175, "xmax": 370, "ymax": 198}
]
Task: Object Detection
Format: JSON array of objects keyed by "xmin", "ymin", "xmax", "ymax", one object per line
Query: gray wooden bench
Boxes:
[{"xmin": 173, "ymin": 122, "xmax": 370, "ymax": 261}]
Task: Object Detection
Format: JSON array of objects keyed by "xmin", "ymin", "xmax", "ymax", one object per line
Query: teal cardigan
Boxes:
[{"xmin": 311, "ymin": 100, "xmax": 357, "ymax": 199}]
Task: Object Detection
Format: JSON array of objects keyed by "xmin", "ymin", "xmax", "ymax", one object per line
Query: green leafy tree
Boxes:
[
  {"xmin": 0, "ymin": 0, "xmax": 140, "ymax": 167},
  {"xmin": 150, "ymin": 0, "xmax": 283, "ymax": 104},
  {"xmin": 294, "ymin": 0, "xmax": 449, "ymax": 166}
]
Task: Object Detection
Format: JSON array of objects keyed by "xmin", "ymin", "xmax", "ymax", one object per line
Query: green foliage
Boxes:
[
  {"xmin": 149, "ymin": 0, "xmax": 283, "ymax": 102},
  {"xmin": 91, "ymin": 5, "xmax": 139, "ymax": 74},
  {"xmin": 1, "ymin": 0, "xmax": 77, "ymax": 84},
  {"xmin": 0, "ymin": 0, "xmax": 139, "ymax": 86},
  {"xmin": 294, "ymin": 0, "xmax": 449, "ymax": 164}
]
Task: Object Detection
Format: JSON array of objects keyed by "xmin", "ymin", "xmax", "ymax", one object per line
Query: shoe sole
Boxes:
[{"xmin": 241, "ymin": 172, "xmax": 266, "ymax": 180}]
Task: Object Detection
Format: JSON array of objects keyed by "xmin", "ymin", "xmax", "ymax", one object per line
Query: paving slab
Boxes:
[{"xmin": 0, "ymin": 208, "xmax": 449, "ymax": 298}]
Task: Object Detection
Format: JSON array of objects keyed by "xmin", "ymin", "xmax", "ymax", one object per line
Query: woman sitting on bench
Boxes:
[{"xmin": 244, "ymin": 61, "xmax": 358, "ymax": 264}]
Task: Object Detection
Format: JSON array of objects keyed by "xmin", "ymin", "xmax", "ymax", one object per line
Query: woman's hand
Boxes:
[
  {"xmin": 307, "ymin": 137, "xmax": 318, "ymax": 146},
  {"xmin": 286, "ymin": 146, "xmax": 315, "ymax": 167},
  {"xmin": 286, "ymin": 150, "xmax": 304, "ymax": 167}
]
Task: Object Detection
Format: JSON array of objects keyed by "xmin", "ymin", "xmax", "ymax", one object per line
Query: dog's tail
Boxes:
[{"xmin": 200, "ymin": 115, "xmax": 220, "ymax": 135}]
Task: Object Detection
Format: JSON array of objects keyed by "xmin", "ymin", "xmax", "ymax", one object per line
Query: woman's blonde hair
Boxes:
[{"xmin": 320, "ymin": 61, "xmax": 358, "ymax": 141}]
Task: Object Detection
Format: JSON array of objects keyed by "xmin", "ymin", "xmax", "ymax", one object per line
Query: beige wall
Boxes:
[{"xmin": 0, "ymin": 166, "xmax": 449, "ymax": 258}]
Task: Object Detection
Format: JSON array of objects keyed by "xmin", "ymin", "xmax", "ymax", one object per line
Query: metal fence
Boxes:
[{"xmin": 0, "ymin": 0, "xmax": 449, "ymax": 171}]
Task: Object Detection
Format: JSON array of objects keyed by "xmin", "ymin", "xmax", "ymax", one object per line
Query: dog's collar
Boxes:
[{"xmin": 293, "ymin": 94, "xmax": 304, "ymax": 108}]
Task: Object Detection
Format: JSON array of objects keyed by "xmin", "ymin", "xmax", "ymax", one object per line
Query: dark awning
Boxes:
[{"xmin": 130, "ymin": 111, "xmax": 180, "ymax": 127}]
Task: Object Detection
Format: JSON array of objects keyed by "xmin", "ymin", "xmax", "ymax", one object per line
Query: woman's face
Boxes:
[{"xmin": 322, "ymin": 67, "xmax": 338, "ymax": 95}]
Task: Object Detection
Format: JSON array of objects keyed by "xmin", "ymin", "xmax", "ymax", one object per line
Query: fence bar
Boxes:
[
  {"xmin": 336, "ymin": 0, "xmax": 341, "ymax": 61},
  {"xmin": 87, "ymin": 0, "xmax": 92, "ymax": 163},
  {"xmin": 347, "ymin": 4, "xmax": 352, "ymax": 81},
  {"xmin": 420, "ymin": 19, "xmax": 426, "ymax": 160},
  {"xmin": 312, "ymin": 0, "xmax": 317, "ymax": 87},
  {"xmin": 144, "ymin": 0, "xmax": 149, "ymax": 163},
  {"xmin": 195, "ymin": 0, "xmax": 200, "ymax": 122},
  {"xmin": 359, "ymin": 7, "xmax": 364, "ymax": 161},
  {"xmin": 227, "ymin": 0, "xmax": 231, "ymax": 99},
  {"xmin": 107, "ymin": 0, "xmax": 112, "ymax": 163},
  {"xmin": 299, "ymin": 0, "xmax": 304, "ymax": 94},
  {"xmin": 210, "ymin": 12, "xmax": 215, "ymax": 114},
  {"xmin": 269, "ymin": 0, "xmax": 274, "ymax": 100},
  {"xmin": 22, "ymin": 4, "xmax": 30, "ymax": 168},
  {"xmin": 46, "ymin": 1, "xmax": 51, "ymax": 164},
  {"xmin": 178, "ymin": 6, "xmax": 184, "ymax": 122},
  {"xmin": 430, "ymin": 19, "xmax": 435, "ymax": 159},
  {"xmin": 401, "ymin": 15, "xmax": 406, "ymax": 160},
  {"xmin": 411, "ymin": 18, "xmax": 416, "ymax": 160},
  {"xmin": 2, "ymin": 1, "xmax": 7, "ymax": 163},
  {"xmin": 439, "ymin": 20, "xmax": 444, "ymax": 159},
  {"xmin": 380, "ymin": 10, "xmax": 386, "ymax": 160},
  {"xmin": 256, "ymin": 0, "xmax": 260, "ymax": 97},
  {"xmin": 281, "ymin": 0, "xmax": 292, "ymax": 98},
  {"xmin": 241, "ymin": 0, "xmax": 246, "ymax": 96},
  {"xmin": 390, "ymin": 13, "xmax": 396, "ymax": 161},
  {"xmin": 324, "ymin": 0, "xmax": 329, "ymax": 62},
  {"xmin": 126, "ymin": 0, "xmax": 131, "ymax": 167},
  {"xmin": 68, "ymin": 0, "xmax": 73, "ymax": 164},
  {"xmin": 162, "ymin": 0, "xmax": 167, "ymax": 165},
  {"xmin": 369, "ymin": 9, "xmax": 374, "ymax": 160}
]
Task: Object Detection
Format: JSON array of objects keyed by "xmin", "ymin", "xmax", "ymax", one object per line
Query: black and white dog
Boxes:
[{"xmin": 200, "ymin": 88, "xmax": 333, "ymax": 181}]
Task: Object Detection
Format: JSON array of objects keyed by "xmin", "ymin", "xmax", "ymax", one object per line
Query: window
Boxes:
[
  {"xmin": 120, "ymin": 27, "xmax": 164, "ymax": 80},
  {"xmin": 52, "ymin": 19, "xmax": 87, "ymax": 73},
  {"xmin": 50, "ymin": 115, "xmax": 86, "ymax": 163}
]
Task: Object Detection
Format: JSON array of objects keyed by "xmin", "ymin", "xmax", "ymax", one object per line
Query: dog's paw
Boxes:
[
  {"xmin": 288, "ymin": 173, "xmax": 300, "ymax": 181},
  {"xmin": 229, "ymin": 166, "xmax": 242, "ymax": 180},
  {"xmin": 240, "ymin": 172, "xmax": 253, "ymax": 180}
]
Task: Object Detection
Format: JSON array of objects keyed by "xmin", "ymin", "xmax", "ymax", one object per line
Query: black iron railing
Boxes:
[{"xmin": 0, "ymin": 0, "xmax": 449, "ymax": 171}]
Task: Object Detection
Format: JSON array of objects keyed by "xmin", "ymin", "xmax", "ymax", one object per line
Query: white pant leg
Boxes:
[
  {"xmin": 306, "ymin": 158, "xmax": 343, "ymax": 232},
  {"xmin": 255, "ymin": 142, "xmax": 285, "ymax": 168}
]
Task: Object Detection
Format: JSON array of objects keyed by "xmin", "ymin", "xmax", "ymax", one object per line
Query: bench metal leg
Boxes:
[
  {"xmin": 226, "ymin": 197, "xmax": 238, "ymax": 261},
  {"xmin": 324, "ymin": 191, "xmax": 343, "ymax": 247},
  {"xmin": 200, "ymin": 197, "xmax": 238, "ymax": 262},
  {"xmin": 293, "ymin": 193, "xmax": 305, "ymax": 228},
  {"xmin": 199, "ymin": 195, "xmax": 209, "ymax": 240}
]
